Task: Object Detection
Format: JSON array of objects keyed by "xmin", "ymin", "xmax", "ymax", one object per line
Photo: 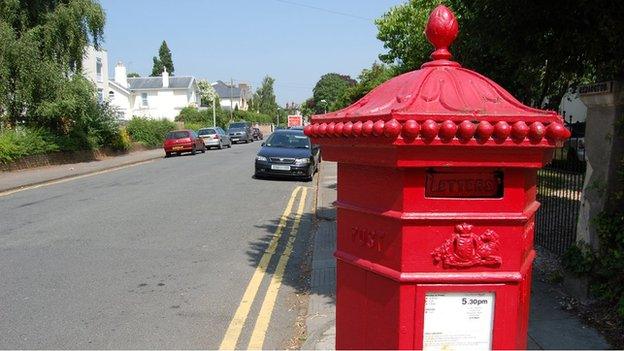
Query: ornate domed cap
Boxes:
[{"xmin": 306, "ymin": 5, "xmax": 570, "ymax": 145}]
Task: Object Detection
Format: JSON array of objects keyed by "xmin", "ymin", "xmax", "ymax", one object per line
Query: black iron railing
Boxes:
[{"xmin": 536, "ymin": 136, "xmax": 586, "ymax": 255}]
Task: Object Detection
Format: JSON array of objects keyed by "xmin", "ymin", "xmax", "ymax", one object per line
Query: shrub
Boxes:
[
  {"xmin": 232, "ymin": 110, "xmax": 273, "ymax": 124},
  {"xmin": 126, "ymin": 117, "xmax": 176, "ymax": 147},
  {"xmin": 0, "ymin": 127, "xmax": 59, "ymax": 164},
  {"xmin": 110, "ymin": 127, "xmax": 131, "ymax": 151},
  {"xmin": 176, "ymin": 107, "xmax": 274, "ymax": 130},
  {"xmin": 35, "ymin": 75, "xmax": 121, "ymax": 150}
]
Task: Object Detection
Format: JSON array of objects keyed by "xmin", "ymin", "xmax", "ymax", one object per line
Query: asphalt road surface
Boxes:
[{"xmin": 0, "ymin": 140, "xmax": 316, "ymax": 349}]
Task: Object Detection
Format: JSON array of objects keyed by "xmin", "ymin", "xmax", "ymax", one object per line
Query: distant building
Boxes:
[
  {"xmin": 82, "ymin": 46, "xmax": 201, "ymax": 120},
  {"xmin": 212, "ymin": 80, "xmax": 252, "ymax": 111}
]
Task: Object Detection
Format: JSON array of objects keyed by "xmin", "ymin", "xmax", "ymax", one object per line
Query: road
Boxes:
[{"xmin": 0, "ymin": 140, "xmax": 316, "ymax": 349}]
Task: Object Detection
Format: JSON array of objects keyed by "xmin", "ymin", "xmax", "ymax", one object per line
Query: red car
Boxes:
[{"xmin": 163, "ymin": 130, "xmax": 206, "ymax": 157}]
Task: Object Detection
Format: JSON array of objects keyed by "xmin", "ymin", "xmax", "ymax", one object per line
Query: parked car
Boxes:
[
  {"xmin": 252, "ymin": 127, "xmax": 264, "ymax": 141},
  {"xmin": 227, "ymin": 121, "xmax": 253, "ymax": 144},
  {"xmin": 163, "ymin": 130, "xmax": 206, "ymax": 157},
  {"xmin": 254, "ymin": 129, "xmax": 320, "ymax": 181},
  {"xmin": 198, "ymin": 127, "xmax": 232, "ymax": 149}
]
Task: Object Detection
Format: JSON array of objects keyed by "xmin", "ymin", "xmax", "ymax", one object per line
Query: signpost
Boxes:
[{"xmin": 287, "ymin": 115, "xmax": 303, "ymax": 128}]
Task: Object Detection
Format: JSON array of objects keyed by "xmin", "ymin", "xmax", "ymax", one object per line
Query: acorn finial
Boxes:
[{"xmin": 425, "ymin": 5, "xmax": 459, "ymax": 61}]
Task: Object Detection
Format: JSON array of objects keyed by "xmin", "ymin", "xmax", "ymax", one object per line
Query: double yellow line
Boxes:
[{"xmin": 219, "ymin": 186, "xmax": 308, "ymax": 350}]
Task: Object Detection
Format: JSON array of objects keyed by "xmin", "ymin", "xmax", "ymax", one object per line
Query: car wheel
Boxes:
[
  {"xmin": 165, "ymin": 151, "xmax": 171, "ymax": 158},
  {"xmin": 191, "ymin": 146, "xmax": 196, "ymax": 155},
  {"xmin": 218, "ymin": 141, "xmax": 223, "ymax": 149},
  {"xmin": 201, "ymin": 145, "xmax": 206, "ymax": 153}
]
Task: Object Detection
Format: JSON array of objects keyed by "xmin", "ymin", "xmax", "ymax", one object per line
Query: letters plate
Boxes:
[
  {"xmin": 423, "ymin": 292, "xmax": 495, "ymax": 351},
  {"xmin": 425, "ymin": 171, "xmax": 502, "ymax": 198},
  {"xmin": 271, "ymin": 164, "xmax": 291, "ymax": 171}
]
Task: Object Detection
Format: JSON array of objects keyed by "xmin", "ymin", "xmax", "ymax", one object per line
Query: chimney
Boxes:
[
  {"xmin": 162, "ymin": 67, "xmax": 169, "ymax": 88},
  {"xmin": 114, "ymin": 61, "xmax": 128, "ymax": 88}
]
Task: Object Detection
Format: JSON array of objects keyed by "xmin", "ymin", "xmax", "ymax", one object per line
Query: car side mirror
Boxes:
[{"xmin": 261, "ymin": 142, "xmax": 265, "ymax": 146}]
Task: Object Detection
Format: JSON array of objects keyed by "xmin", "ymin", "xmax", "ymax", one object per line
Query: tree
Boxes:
[
  {"xmin": 334, "ymin": 63, "xmax": 397, "ymax": 110},
  {"xmin": 312, "ymin": 73, "xmax": 356, "ymax": 113},
  {"xmin": 253, "ymin": 76, "xmax": 279, "ymax": 119},
  {"xmin": 197, "ymin": 79, "xmax": 219, "ymax": 108},
  {"xmin": 151, "ymin": 40, "xmax": 174, "ymax": 76},
  {"xmin": 0, "ymin": 0, "xmax": 105, "ymax": 127},
  {"xmin": 127, "ymin": 72, "xmax": 140, "ymax": 78},
  {"xmin": 376, "ymin": 0, "xmax": 440, "ymax": 74},
  {"xmin": 376, "ymin": 0, "xmax": 624, "ymax": 108}
]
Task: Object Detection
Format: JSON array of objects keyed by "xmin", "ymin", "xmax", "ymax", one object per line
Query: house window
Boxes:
[
  {"xmin": 96, "ymin": 58, "xmax": 103, "ymax": 82},
  {"xmin": 141, "ymin": 93, "xmax": 148, "ymax": 107},
  {"xmin": 97, "ymin": 88, "xmax": 103, "ymax": 103},
  {"xmin": 108, "ymin": 91, "xmax": 115, "ymax": 100}
]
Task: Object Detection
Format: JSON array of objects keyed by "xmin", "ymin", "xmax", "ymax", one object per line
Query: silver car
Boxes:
[{"xmin": 197, "ymin": 127, "xmax": 232, "ymax": 149}]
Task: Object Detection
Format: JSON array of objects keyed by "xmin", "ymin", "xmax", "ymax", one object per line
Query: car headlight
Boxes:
[
  {"xmin": 256, "ymin": 155, "xmax": 267, "ymax": 162},
  {"xmin": 295, "ymin": 158, "xmax": 310, "ymax": 165}
]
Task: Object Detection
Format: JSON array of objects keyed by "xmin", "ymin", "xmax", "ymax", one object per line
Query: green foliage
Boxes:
[
  {"xmin": 151, "ymin": 40, "xmax": 174, "ymax": 76},
  {"xmin": 252, "ymin": 76, "xmax": 279, "ymax": 118},
  {"xmin": 334, "ymin": 63, "xmax": 397, "ymax": 110},
  {"xmin": 36, "ymin": 75, "xmax": 120, "ymax": 150},
  {"xmin": 126, "ymin": 117, "xmax": 176, "ymax": 148},
  {"xmin": 376, "ymin": 0, "xmax": 440, "ymax": 73},
  {"xmin": 0, "ymin": 0, "xmax": 120, "ymax": 160},
  {"xmin": 127, "ymin": 72, "xmax": 140, "ymax": 78},
  {"xmin": 176, "ymin": 106, "xmax": 224, "ymax": 128},
  {"xmin": 0, "ymin": 127, "xmax": 59, "ymax": 164},
  {"xmin": 233, "ymin": 110, "xmax": 272, "ymax": 124},
  {"xmin": 562, "ymin": 242, "xmax": 595, "ymax": 275},
  {"xmin": 110, "ymin": 127, "xmax": 131, "ymax": 151},
  {"xmin": 376, "ymin": 0, "xmax": 624, "ymax": 107},
  {"xmin": 175, "ymin": 107, "xmax": 273, "ymax": 130},
  {"xmin": 197, "ymin": 79, "xmax": 219, "ymax": 108},
  {"xmin": 312, "ymin": 73, "xmax": 356, "ymax": 113}
]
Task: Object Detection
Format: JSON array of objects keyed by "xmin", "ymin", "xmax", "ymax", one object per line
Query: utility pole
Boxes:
[
  {"xmin": 212, "ymin": 96, "xmax": 216, "ymax": 127},
  {"xmin": 230, "ymin": 78, "xmax": 234, "ymax": 121}
]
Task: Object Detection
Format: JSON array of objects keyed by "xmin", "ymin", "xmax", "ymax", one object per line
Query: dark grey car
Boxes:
[{"xmin": 227, "ymin": 121, "xmax": 254, "ymax": 144}]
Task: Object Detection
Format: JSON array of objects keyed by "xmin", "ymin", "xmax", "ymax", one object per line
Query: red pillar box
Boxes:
[{"xmin": 305, "ymin": 5, "xmax": 570, "ymax": 350}]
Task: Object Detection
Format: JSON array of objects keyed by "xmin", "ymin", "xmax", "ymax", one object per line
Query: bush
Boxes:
[
  {"xmin": 176, "ymin": 107, "xmax": 274, "ymax": 130},
  {"xmin": 0, "ymin": 127, "xmax": 59, "ymax": 164},
  {"xmin": 232, "ymin": 110, "xmax": 272, "ymax": 124},
  {"xmin": 176, "ymin": 107, "xmax": 226, "ymax": 129},
  {"xmin": 126, "ymin": 117, "xmax": 176, "ymax": 147},
  {"xmin": 35, "ymin": 75, "xmax": 121, "ymax": 150},
  {"xmin": 110, "ymin": 127, "xmax": 131, "ymax": 151}
]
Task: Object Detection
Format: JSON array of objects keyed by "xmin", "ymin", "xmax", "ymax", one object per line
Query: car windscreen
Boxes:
[
  {"xmin": 166, "ymin": 131, "xmax": 189, "ymax": 139},
  {"xmin": 198, "ymin": 129, "xmax": 216, "ymax": 135},
  {"xmin": 265, "ymin": 133, "xmax": 310, "ymax": 149},
  {"xmin": 229, "ymin": 123, "xmax": 247, "ymax": 129}
]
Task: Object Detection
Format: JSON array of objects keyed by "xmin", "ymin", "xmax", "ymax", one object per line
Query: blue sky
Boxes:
[{"xmin": 99, "ymin": 0, "xmax": 405, "ymax": 105}]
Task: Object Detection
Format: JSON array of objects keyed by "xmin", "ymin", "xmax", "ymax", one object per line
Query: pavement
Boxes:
[
  {"xmin": 0, "ymin": 148, "xmax": 165, "ymax": 193},
  {"xmin": 304, "ymin": 161, "xmax": 611, "ymax": 350}
]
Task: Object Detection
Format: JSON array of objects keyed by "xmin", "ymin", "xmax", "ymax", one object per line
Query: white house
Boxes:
[
  {"xmin": 81, "ymin": 46, "xmax": 109, "ymax": 103},
  {"xmin": 212, "ymin": 80, "xmax": 252, "ymax": 111},
  {"xmin": 82, "ymin": 46, "xmax": 201, "ymax": 121},
  {"xmin": 108, "ymin": 63, "xmax": 200, "ymax": 120}
]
